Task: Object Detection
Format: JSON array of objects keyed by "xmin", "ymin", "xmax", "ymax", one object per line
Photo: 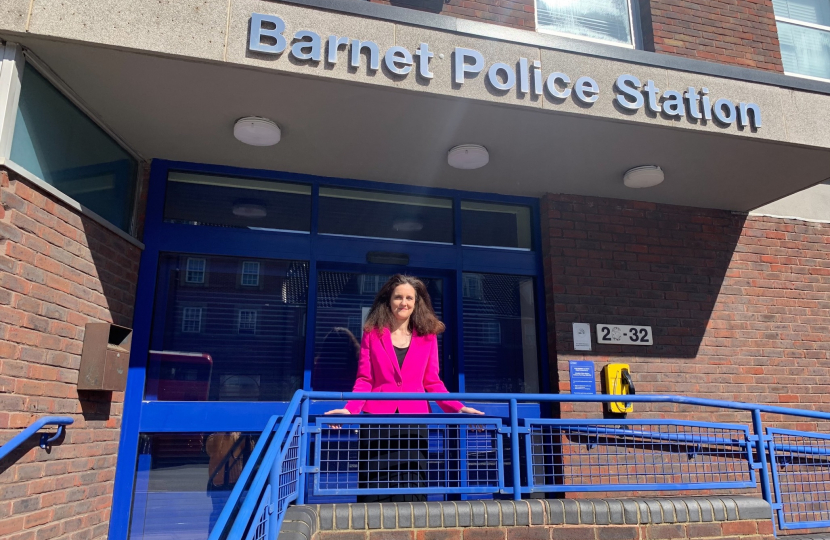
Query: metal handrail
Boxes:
[
  {"xmin": 213, "ymin": 390, "xmax": 830, "ymax": 539},
  {"xmin": 0, "ymin": 416, "xmax": 74, "ymax": 461}
]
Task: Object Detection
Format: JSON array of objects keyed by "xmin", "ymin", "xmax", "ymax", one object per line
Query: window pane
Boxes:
[
  {"xmin": 146, "ymin": 254, "xmax": 308, "ymax": 401},
  {"xmin": 164, "ymin": 172, "xmax": 311, "ymax": 232},
  {"xmin": 536, "ymin": 0, "xmax": 633, "ymax": 45},
  {"xmin": 319, "ymin": 187, "xmax": 453, "ymax": 243},
  {"xmin": 128, "ymin": 432, "xmax": 258, "ymax": 540},
  {"xmin": 461, "ymin": 201, "xmax": 532, "ymax": 250},
  {"xmin": 10, "ymin": 65, "xmax": 137, "ymax": 231},
  {"xmin": 463, "ymin": 273, "xmax": 539, "ymax": 393},
  {"xmin": 312, "ymin": 271, "xmax": 444, "ymax": 391},
  {"xmin": 778, "ymin": 21, "xmax": 830, "ymax": 80},
  {"xmin": 773, "ymin": 0, "xmax": 830, "ymax": 26}
]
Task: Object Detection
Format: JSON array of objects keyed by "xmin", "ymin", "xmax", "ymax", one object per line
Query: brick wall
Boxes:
[
  {"xmin": 638, "ymin": 0, "xmax": 783, "ymax": 71},
  {"xmin": 0, "ymin": 167, "xmax": 141, "ymax": 540},
  {"xmin": 368, "ymin": 0, "xmax": 535, "ymax": 31},
  {"xmin": 542, "ymin": 193, "xmax": 830, "ymax": 427}
]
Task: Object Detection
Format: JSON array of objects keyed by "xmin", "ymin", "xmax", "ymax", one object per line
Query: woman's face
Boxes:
[{"xmin": 389, "ymin": 283, "xmax": 417, "ymax": 323}]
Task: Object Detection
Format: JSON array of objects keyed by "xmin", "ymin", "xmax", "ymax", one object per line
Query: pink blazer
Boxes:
[{"xmin": 344, "ymin": 328, "xmax": 464, "ymax": 414}]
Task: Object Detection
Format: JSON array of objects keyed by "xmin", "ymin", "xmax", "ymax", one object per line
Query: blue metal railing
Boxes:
[
  {"xmin": 207, "ymin": 391, "xmax": 830, "ymax": 540},
  {"xmin": 0, "ymin": 416, "xmax": 74, "ymax": 461}
]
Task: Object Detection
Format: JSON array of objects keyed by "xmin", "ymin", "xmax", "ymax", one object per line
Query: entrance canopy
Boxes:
[{"xmin": 3, "ymin": 0, "xmax": 830, "ymax": 211}]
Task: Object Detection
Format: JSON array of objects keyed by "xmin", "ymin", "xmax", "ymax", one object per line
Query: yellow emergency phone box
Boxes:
[{"xmin": 602, "ymin": 363, "xmax": 635, "ymax": 414}]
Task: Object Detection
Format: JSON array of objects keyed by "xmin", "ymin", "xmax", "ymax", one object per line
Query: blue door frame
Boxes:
[{"xmin": 108, "ymin": 159, "xmax": 550, "ymax": 540}]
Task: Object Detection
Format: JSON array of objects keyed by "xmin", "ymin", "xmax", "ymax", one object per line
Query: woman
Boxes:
[{"xmin": 325, "ymin": 274, "xmax": 483, "ymax": 501}]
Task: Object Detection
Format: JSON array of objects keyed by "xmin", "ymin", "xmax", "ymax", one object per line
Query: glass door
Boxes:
[{"xmin": 311, "ymin": 268, "xmax": 454, "ymax": 393}]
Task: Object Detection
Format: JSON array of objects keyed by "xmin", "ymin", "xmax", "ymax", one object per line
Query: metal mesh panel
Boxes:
[
  {"xmin": 528, "ymin": 421, "xmax": 754, "ymax": 491},
  {"xmin": 314, "ymin": 419, "xmax": 503, "ymax": 495},
  {"xmin": 276, "ymin": 420, "xmax": 303, "ymax": 520},
  {"xmin": 770, "ymin": 430, "xmax": 830, "ymax": 528}
]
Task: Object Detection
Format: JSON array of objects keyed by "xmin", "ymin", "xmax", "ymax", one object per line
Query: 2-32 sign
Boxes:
[{"xmin": 596, "ymin": 324, "xmax": 653, "ymax": 346}]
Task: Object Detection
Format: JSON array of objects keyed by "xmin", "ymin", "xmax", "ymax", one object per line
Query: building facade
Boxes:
[{"xmin": 0, "ymin": 0, "xmax": 829, "ymax": 538}]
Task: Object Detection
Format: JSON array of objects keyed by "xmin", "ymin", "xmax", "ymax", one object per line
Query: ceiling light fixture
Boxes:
[
  {"xmin": 623, "ymin": 165, "xmax": 664, "ymax": 188},
  {"xmin": 232, "ymin": 200, "xmax": 267, "ymax": 218},
  {"xmin": 392, "ymin": 219, "xmax": 424, "ymax": 232},
  {"xmin": 233, "ymin": 116, "xmax": 281, "ymax": 146},
  {"xmin": 448, "ymin": 144, "xmax": 489, "ymax": 169}
]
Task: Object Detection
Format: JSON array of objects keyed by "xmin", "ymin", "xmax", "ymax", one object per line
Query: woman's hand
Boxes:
[
  {"xmin": 323, "ymin": 408, "xmax": 350, "ymax": 430},
  {"xmin": 460, "ymin": 406, "xmax": 485, "ymax": 415}
]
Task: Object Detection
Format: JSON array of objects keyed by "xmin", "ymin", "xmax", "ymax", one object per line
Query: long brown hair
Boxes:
[{"xmin": 363, "ymin": 274, "xmax": 445, "ymax": 336}]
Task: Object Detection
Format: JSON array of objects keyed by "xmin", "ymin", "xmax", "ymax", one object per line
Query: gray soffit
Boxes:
[
  {"xmin": 2, "ymin": 35, "xmax": 827, "ymax": 212},
  {"xmin": 281, "ymin": 0, "xmax": 830, "ymax": 95}
]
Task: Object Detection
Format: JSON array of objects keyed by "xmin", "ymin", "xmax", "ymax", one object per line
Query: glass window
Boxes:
[
  {"xmin": 536, "ymin": 0, "xmax": 633, "ymax": 46},
  {"xmin": 146, "ymin": 254, "xmax": 308, "ymax": 402},
  {"xmin": 311, "ymin": 271, "xmax": 445, "ymax": 392},
  {"xmin": 182, "ymin": 307, "xmax": 202, "ymax": 333},
  {"xmin": 9, "ymin": 65, "xmax": 138, "ymax": 231},
  {"xmin": 462, "ymin": 273, "xmax": 539, "ymax": 393},
  {"xmin": 164, "ymin": 171, "xmax": 312, "ymax": 232},
  {"xmin": 186, "ymin": 258, "xmax": 206, "ymax": 284},
  {"xmin": 129, "ymin": 432, "xmax": 258, "ymax": 540},
  {"xmin": 773, "ymin": 0, "xmax": 830, "ymax": 26},
  {"xmin": 241, "ymin": 261, "xmax": 260, "ymax": 286},
  {"xmin": 461, "ymin": 201, "xmax": 532, "ymax": 250},
  {"xmin": 238, "ymin": 309, "xmax": 257, "ymax": 334},
  {"xmin": 319, "ymin": 187, "xmax": 453, "ymax": 244},
  {"xmin": 777, "ymin": 20, "xmax": 830, "ymax": 80}
]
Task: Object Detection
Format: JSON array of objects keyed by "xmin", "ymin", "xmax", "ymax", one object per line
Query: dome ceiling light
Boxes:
[
  {"xmin": 448, "ymin": 144, "xmax": 489, "ymax": 170},
  {"xmin": 233, "ymin": 116, "xmax": 281, "ymax": 146},
  {"xmin": 623, "ymin": 165, "xmax": 664, "ymax": 188}
]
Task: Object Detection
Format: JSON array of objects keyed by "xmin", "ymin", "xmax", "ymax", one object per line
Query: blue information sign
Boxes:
[{"xmin": 569, "ymin": 360, "xmax": 596, "ymax": 394}]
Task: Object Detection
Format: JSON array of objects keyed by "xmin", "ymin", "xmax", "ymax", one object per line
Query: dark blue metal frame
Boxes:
[{"xmin": 109, "ymin": 159, "xmax": 549, "ymax": 540}]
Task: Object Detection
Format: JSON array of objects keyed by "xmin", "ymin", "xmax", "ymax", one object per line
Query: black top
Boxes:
[{"xmin": 393, "ymin": 345, "xmax": 409, "ymax": 368}]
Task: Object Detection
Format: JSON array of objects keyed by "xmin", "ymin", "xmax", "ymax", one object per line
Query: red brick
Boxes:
[
  {"xmin": 418, "ymin": 530, "xmax": 464, "ymax": 540},
  {"xmin": 552, "ymin": 526, "xmax": 596, "ymax": 540},
  {"xmin": 368, "ymin": 531, "xmax": 414, "ymax": 540},
  {"xmin": 507, "ymin": 528, "xmax": 552, "ymax": 540},
  {"xmin": 464, "ymin": 529, "xmax": 508, "ymax": 540}
]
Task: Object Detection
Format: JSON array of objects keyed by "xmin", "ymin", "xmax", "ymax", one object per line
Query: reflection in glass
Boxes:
[
  {"xmin": 777, "ymin": 21, "xmax": 830, "ymax": 80},
  {"xmin": 312, "ymin": 272, "xmax": 444, "ymax": 391},
  {"xmin": 319, "ymin": 188, "xmax": 453, "ymax": 243},
  {"xmin": 10, "ymin": 65, "xmax": 138, "ymax": 231},
  {"xmin": 536, "ymin": 0, "xmax": 632, "ymax": 45},
  {"xmin": 128, "ymin": 432, "xmax": 257, "ymax": 540},
  {"xmin": 461, "ymin": 201, "xmax": 532, "ymax": 250},
  {"xmin": 164, "ymin": 172, "xmax": 311, "ymax": 232},
  {"xmin": 146, "ymin": 254, "xmax": 308, "ymax": 401},
  {"xmin": 462, "ymin": 273, "xmax": 539, "ymax": 393}
]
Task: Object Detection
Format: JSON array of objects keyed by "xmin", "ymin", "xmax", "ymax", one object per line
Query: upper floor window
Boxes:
[
  {"xmin": 773, "ymin": 0, "xmax": 830, "ymax": 81},
  {"xmin": 536, "ymin": 0, "xmax": 634, "ymax": 47},
  {"xmin": 241, "ymin": 261, "xmax": 260, "ymax": 286},
  {"xmin": 186, "ymin": 258, "xmax": 206, "ymax": 283},
  {"xmin": 182, "ymin": 307, "xmax": 202, "ymax": 333}
]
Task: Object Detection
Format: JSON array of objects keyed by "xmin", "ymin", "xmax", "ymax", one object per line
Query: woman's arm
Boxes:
[
  {"xmin": 423, "ymin": 336, "xmax": 483, "ymax": 414},
  {"xmin": 342, "ymin": 332, "xmax": 374, "ymax": 414}
]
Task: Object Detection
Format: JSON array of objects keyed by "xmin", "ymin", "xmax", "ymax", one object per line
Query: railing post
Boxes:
[
  {"xmin": 268, "ymin": 424, "xmax": 282, "ymax": 540},
  {"xmin": 510, "ymin": 398, "xmax": 521, "ymax": 500},
  {"xmin": 297, "ymin": 395, "xmax": 310, "ymax": 505},
  {"xmin": 751, "ymin": 408, "xmax": 775, "ymax": 523}
]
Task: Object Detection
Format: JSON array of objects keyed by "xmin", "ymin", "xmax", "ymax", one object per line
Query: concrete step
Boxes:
[{"xmin": 278, "ymin": 496, "xmax": 777, "ymax": 540}]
